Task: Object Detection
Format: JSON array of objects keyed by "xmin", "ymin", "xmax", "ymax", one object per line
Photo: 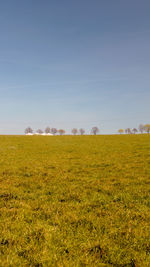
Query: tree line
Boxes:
[
  {"xmin": 118, "ymin": 124, "xmax": 150, "ymax": 134},
  {"xmin": 25, "ymin": 126, "xmax": 100, "ymax": 135}
]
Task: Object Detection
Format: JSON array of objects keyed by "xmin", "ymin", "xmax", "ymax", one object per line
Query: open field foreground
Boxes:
[{"xmin": 0, "ymin": 135, "xmax": 150, "ymax": 266}]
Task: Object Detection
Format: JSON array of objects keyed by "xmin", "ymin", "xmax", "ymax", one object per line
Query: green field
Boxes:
[{"xmin": 0, "ymin": 135, "xmax": 150, "ymax": 266}]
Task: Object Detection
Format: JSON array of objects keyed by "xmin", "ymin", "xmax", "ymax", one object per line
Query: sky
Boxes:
[{"xmin": 0, "ymin": 0, "xmax": 150, "ymax": 134}]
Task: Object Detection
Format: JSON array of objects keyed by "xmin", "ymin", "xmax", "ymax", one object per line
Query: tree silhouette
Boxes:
[
  {"xmin": 72, "ymin": 128, "xmax": 78, "ymax": 135},
  {"xmin": 139, "ymin": 124, "xmax": 144, "ymax": 134},
  {"xmin": 132, "ymin": 128, "xmax": 138, "ymax": 134},
  {"xmin": 125, "ymin": 128, "xmax": 132, "ymax": 134},
  {"xmin": 58, "ymin": 129, "xmax": 65, "ymax": 135},
  {"xmin": 144, "ymin": 124, "xmax": 150, "ymax": 133},
  {"xmin": 25, "ymin": 127, "xmax": 33, "ymax": 134},
  {"xmin": 45, "ymin": 127, "xmax": 51, "ymax": 134},
  {"xmin": 79, "ymin": 128, "xmax": 85, "ymax": 135},
  {"xmin": 118, "ymin": 129, "xmax": 124, "ymax": 134},
  {"xmin": 91, "ymin": 127, "xmax": 99, "ymax": 135},
  {"xmin": 51, "ymin": 128, "xmax": 57, "ymax": 135},
  {"xmin": 36, "ymin": 129, "xmax": 43, "ymax": 134}
]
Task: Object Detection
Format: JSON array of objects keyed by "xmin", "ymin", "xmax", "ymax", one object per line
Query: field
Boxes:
[{"xmin": 0, "ymin": 135, "xmax": 150, "ymax": 266}]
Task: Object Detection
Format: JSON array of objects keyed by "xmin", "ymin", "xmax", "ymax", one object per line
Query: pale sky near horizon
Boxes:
[{"xmin": 0, "ymin": 0, "xmax": 150, "ymax": 134}]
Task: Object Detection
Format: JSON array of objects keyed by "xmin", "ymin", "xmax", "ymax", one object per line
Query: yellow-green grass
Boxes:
[{"xmin": 0, "ymin": 135, "xmax": 150, "ymax": 266}]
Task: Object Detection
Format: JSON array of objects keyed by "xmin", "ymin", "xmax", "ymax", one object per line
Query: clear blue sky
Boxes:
[{"xmin": 0, "ymin": 0, "xmax": 150, "ymax": 134}]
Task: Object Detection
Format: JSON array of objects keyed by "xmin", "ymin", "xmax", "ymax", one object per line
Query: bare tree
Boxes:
[
  {"xmin": 132, "ymin": 128, "xmax": 138, "ymax": 134},
  {"xmin": 25, "ymin": 127, "xmax": 33, "ymax": 134},
  {"xmin": 125, "ymin": 128, "xmax": 132, "ymax": 134},
  {"xmin": 139, "ymin": 124, "xmax": 144, "ymax": 134},
  {"xmin": 45, "ymin": 127, "xmax": 51, "ymax": 134},
  {"xmin": 91, "ymin": 127, "xmax": 99, "ymax": 135},
  {"xmin": 118, "ymin": 129, "xmax": 124, "ymax": 134},
  {"xmin": 144, "ymin": 124, "xmax": 150, "ymax": 133},
  {"xmin": 51, "ymin": 128, "xmax": 57, "ymax": 135},
  {"xmin": 72, "ymin": 128, "xmax": 78, "ymax": 135},
  {"xmin": 36, "ymin": 129, "xmax": 43, "ymax": 134},
  {"xmin": 58, "ymin": 129, "xmax": 65, "ymax": 135},
  {"xmin": 79, "ymin": 128, "xmax": 85, "ymax": 135}
]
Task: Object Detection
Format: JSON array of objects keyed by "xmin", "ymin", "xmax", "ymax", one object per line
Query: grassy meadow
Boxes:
[{"xmin": 0, "ymin": 134, "xmax": 150, "ymax": 266}]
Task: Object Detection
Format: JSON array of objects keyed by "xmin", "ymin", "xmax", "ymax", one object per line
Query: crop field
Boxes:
[{"xmin": 0, "ymin": 135, "xmax": 150, "ymax": 266}]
